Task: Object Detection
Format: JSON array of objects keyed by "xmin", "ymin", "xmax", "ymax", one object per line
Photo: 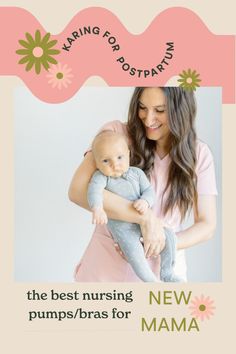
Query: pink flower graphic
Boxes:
[
  {"xmin": 189, "ymin": 294, "xmax": 215, "ymax": 321},
  {"xmin": 46, "ymin": 62, "xmax": 73, "ymax": 89}
]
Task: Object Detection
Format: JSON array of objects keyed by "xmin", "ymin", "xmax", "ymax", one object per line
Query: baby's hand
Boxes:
[
  {"xmin": 92, "ymin": 207, "xmax": 108, "ymax": 225},
  {"xmin": 133, "ymin": 199, "xmax": 149, "ymax": 214}
]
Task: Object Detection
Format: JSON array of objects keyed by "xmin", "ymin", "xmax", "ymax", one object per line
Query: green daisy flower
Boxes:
[
  {"xmin": 177, "ymin": 69, "xmax": 201, "ymax": 91},
  {"xmin": 16, "ymin": 30, "xmax": 60, "ymax": 75}
]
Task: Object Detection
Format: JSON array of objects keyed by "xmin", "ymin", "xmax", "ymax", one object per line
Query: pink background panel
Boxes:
[{"xmin": 0, "ymin": 6, "xmax": 235, "ymax": 103}]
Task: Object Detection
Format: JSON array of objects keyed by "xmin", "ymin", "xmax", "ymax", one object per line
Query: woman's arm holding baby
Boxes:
[
  {"xmin": 68, "ymin": 152, "xmax": 97, "ymax": 209},
  {"xmin": 68, "ymin": 152, "xmax": 165, "ymax": 257},
  {"xmin": 69, "ymin": 152, "xmax": 146, "ymax": 224}
]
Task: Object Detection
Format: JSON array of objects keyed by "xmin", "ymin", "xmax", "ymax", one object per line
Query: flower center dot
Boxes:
[
  {"xmin": 33, "ymin": 46, "xmax": 44, "ymax": 58},
  {"xmin": 199, "ymin": 304, "xmax": 206, "ymax": 311},
  {"xmin": 56, "ymin": 72, "xmax": 64, "ymax": 79},
  {"xmin": 186, "ymin": 77, "xmax": 193, "ymax": 84}
]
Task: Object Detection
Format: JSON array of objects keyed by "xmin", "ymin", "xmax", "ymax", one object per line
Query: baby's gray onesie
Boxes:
[{"xmin": 87, "ymin": 167, "xmax": 181, "ymax": 282}]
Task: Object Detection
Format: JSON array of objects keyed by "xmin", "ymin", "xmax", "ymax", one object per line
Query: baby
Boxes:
[{"xmin": 87, "ymin": 130, "xmax": 181, "ymax": 282}]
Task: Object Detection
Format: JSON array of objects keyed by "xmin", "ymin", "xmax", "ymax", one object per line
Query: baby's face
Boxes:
[{"xmin": 94, "ymin": 137, "xmax": 130, "ymax": 178}]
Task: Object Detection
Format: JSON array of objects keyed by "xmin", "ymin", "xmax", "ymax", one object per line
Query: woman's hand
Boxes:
[
  {"xmin": 140, "ymin": 209, "xmax": 166, "ymax": 258},
  {"xmin": 114, "ymin": 209, "xmax": 166, "ymax": 259}
]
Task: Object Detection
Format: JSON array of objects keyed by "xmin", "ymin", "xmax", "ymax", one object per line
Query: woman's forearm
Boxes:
[
  {"xmin": 176, "ymin": 195, "xmax": 217, "ymax": 250},
  {"xmin": 103, "ymin": 190, "xmax": 144, "ymax": 224},
  {"xmin": 176, "ymin": 221, "xmax": 216, "ymax": 250}
]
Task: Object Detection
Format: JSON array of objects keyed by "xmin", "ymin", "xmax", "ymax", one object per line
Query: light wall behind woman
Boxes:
[{"xmin": 14, "ymin": 86, "xmax": 221, "ymax": 282}]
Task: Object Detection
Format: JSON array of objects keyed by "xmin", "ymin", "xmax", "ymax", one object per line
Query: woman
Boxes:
[{"xmin": 69, "ymin": 87, "xmax": 217, "ymax": 282}]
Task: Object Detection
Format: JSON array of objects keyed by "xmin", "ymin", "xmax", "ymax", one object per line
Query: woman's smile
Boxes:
[{"xmin": 145, "ymin": 123, "xmax": 163, "ymax": 130}]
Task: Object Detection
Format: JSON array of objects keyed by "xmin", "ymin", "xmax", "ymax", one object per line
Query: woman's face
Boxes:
[{"xmin": 138, "ymin": 88, "xmax": 170, "ymax": 145}]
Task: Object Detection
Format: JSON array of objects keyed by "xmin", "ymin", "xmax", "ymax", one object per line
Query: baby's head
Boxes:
[{"xmin": 92, "ymin": 131, "xmax": 130, "ymax": 178}]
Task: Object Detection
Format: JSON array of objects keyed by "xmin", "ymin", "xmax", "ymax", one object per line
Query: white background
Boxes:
[{"xmin": 14, "ymin": 86, "xmax": 221, "ymax": 282}]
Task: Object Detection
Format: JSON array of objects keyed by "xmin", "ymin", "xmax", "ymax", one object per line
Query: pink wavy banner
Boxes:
[{"xmin": 0, "ymin": 6, "xmax": 235, "ymax": 103}]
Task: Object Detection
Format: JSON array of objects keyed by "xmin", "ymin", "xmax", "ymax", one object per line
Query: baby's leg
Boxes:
[
  {"xmin": 108, "ymin": 220, "xmax": 159, "ymax": 282},
  {"xmin": 160, "ymin": 228, "xmax": 183, "ymax": 282}
]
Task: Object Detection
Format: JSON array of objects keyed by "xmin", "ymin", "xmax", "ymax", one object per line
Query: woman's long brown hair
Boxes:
[{"xmin": 126, "ymin": 87, "xmax": 198, "ymax": 221}]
